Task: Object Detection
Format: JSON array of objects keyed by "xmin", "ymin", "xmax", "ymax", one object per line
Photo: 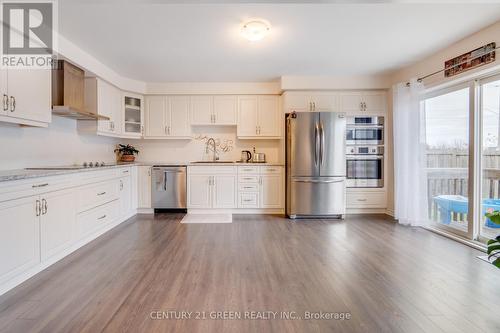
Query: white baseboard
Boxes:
[
  {"xmin": 346, "ymin": 208, "xmax": 389, "ymax": 215},
  {"xmin": 137, "ymin": 208, "xmax": 154, "ymax": 214}
]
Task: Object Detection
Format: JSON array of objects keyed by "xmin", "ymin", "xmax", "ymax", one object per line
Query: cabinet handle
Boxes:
[
  {"xmin": 169, "ymin": 126, "xmax": 171, "ymax": 135},
  {"xmin": 120, "ymin": 180, "xmax": 123, "ymax": 190},
  {"xmin": 2, "ymin": 94, "xmax": 8, "ymax": 111},
  {"xmin": 41, "ymin": 199, "xmax": 47, "ymax": 215},
  {"xmin": 10, "ymin": 96, "xmax": 15, "ymax": 112},
  {"xmin": 35, "ymin": 200, "xmax": 41, "ymax": 216},
  {"xmin": 357, "ymin": 198, "xmax": 367, "ymax": 202},
  {"xmin": 243, "ymin": 199, "xmax": 253, "ymax": 202},
  {"xmin": 32, "ymin": 183, "xmax": 49, "ymax": 188},
  {"xmin": 243, "ymin": 186, "xmax": 253, "ymax": 189},
  {"xmin": 122, "ymin": 170, "xmax": 129, "ymax": 174},
  {"xmin": 98, "ymin": 215, "xmax": 107, "ymax": 220},
  {"xmin": 313, "ymin": 102, "xmax": 316, "ymax": 111},
  {"xmin": 97, "ymin": 191, "xmax": 106, "ymax": 196},
  {"xmin": 259, "ymin": 176, "xmax": 262, "ymax": 185}
]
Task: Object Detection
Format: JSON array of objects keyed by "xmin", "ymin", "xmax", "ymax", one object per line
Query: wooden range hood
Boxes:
[{"xmin": 52, "ymin": 60, "xmax": 109, "ymax": 120}]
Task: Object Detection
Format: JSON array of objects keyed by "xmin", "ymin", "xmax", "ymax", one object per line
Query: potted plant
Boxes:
[
  {"xmin": 484, "ymin": 209, "xmax": 500, "ymax": 268},
  {"xmin": 114, "ymin": 144, "xmax": 139, "ymax": 162}
]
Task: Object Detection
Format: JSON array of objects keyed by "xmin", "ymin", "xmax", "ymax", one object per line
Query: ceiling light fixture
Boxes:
[{"xmin": 241, "ymin": 19, "xmax": 271, "ymax": 42}]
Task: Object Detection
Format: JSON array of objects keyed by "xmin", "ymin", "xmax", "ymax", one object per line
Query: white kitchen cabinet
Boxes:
[
  {"xmin": 169, "ymin": 96, "xmax": 191, "ymax": 137},
  {"xmin": 0, "ymin": 68, "xmax": 51, "ymax": 127},
  {"xmin": 187, "ymin": 174, "xmax": 212, "ymax": 208},
  {"xmin": 237, "ymin": 166, "xmax": 284, "ymax": 209},
  {"xmin": 187, "ymin": 166, "xmax": 237, "ymax": 209},
  {"xmin": 122, "ymin": 93, "xmax": 144, "ymax": 138},
  {"xmin": 260, "ymin": 174, "xmax": 283, "ymax": 208},
  {"xmin": 346, "ymin": 190, "xmax": 387, "ymax": 209},
  {"xmin": 0, "ymin": 196, "xmax": 40, "ymax": 286},
  {"xmin": 237, "ymin": 95, "xmax": 280, "ymax": 138},
  {"xmin": 119, "ymin": 176, "xmax": 132, "ymax": 218},
  {"xmin": 340, "ymin": 91, "xmax": 386, "ymax": 114},
  {"xmin": 82, "ymin": 78, "xmax": 122, "ymax": 136},
  {"xmin": 138, "ymin": 166, "xmax": 152, "ymax": 208},
  {"xmin": 40, "ymin": 188, "xmax": 76, "ymax": 261},
  {"xmin": 190, "ymin": 95, "xmax": 237, "ymax": 126},
  {"xmin": 214, "ymin": 95, "xmax": 237, "ymax": 125},
  {"xmin": 145, "ymin": 95, "xmax": 191, "ymax": 138},
  {"xmin": 190, "ymin": 95, "xmax": 213, "ymax": 125},
  {"xmin": 282, "ymin": 92, "xmax": 338, "ymax": 112},
  {"xmin": 213, "ymin": 175, "xmax": 237, "ymax": 208},
  {"xmin": 145, "ymin": 95, "xmax": 167, "ymax": 137}
]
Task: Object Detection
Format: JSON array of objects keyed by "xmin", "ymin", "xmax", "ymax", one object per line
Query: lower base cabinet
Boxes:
[
  {"xmin": 138, "ymin": 166, "xmax": 151, "ymax": 208},
  {"xmin": 40, "ymin": 188, "xmax": 76, "ymax": 261},
  {"xmin": 187, "ymin": 165, "xmax": 284, "ymax": 210},
  {"xmin": 0, "ymin": 166, "xmax": 137, "ymax": 296},
  {"xmin": 187, "ymin": 167, "xmax": 237, "ymax": 209},
  {"xmin": 0, "ymin": 197, "xmax": 40, "ymax": 286}
]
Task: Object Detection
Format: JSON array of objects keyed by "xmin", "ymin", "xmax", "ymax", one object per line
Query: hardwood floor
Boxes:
[{"xmin": 0, "ymin": 214, "xmax": 499, "ymax": 333}]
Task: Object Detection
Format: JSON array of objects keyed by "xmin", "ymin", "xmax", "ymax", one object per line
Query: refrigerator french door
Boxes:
[{"xmin": 286, "ymin": 112, "xmax": 346, "ymax": 218}]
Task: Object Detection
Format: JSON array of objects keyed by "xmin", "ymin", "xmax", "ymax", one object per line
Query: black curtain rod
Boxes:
[{"xmin": 405, "ymin": 45, "xmax": 499, "ymax": 87}]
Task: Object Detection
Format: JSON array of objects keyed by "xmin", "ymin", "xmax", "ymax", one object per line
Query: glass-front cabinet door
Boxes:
[{"xmin": 123, "ymin": 94, "xmax": 144, "ymax": 138}]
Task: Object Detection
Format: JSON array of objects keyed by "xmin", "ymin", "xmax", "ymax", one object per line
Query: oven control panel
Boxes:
[{"xmin": 346, "ymin": 146, "xmax": 384, "ymax": 155}]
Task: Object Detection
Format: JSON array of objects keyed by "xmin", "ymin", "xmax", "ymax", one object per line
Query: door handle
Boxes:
[
  {"xmin": 319, "ymin": 122, "xmax": 325, "ymax": 166},
  {"xmin": 41, "ymin": 199, "xmax": 47, "ymax": 215},
  {"xmin": 314, "ymin": 122, "xmax": 320, "ymax": 166},
  {"xmin": 2, "ymin": 94, "xmax": 8, "ymax": 111},
  {"xmin": 294, "ymin": 179, "xmax": 344, "ymax": 183},
  {"xmin": 35, "ymin": 200, "xmax": 41, "ymax": 217},
  {"xmin": 10, "ymin": 96, "xmax": 15, "ymax": 112}
]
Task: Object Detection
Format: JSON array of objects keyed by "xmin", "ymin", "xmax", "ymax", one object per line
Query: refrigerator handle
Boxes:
[
  {"xmin": 164, "ymin": 171, "xmax": 168, "ymax": 191},
  {"xmin": 314, "ymin": 122, "xmax": 320, "ymax": 166},
  {"xmin": 319, "ymin": 122, "xmax": 325, "ymax": 166}
]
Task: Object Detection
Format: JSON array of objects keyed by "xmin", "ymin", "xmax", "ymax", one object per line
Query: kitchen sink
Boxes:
[{"xmin": 191, "ymin": 161, "xmax": 235, "ymax": 164}]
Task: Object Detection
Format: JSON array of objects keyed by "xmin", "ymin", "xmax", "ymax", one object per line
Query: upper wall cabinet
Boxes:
[
  {"xmin": 144, "ymin": 95, "xmax": 191, "ymax": 139},
  {"xmin": 0, "ymin": 68, "xmax": 51, "ymax": 127},
  {"xmin": 237, "ymin": 95, "xmax": 281, "ymax": 139},
  {"xmin": 122, "ymin": 93, "xmax": 144, "ymax": 138},
  {"xmin": 190, "ymin": 95, "xmax": 237, "ymax": 125},
  {"xmin": 340, "ymin": 91, "xmax": 386, "ymax": 114},
  {"xmin": 282, "ymin": 92, "xmax": 339, "ymax": 113},
  {"xmin": 80, "ymin": 78, "xmax": 123, "ymax": 137}
]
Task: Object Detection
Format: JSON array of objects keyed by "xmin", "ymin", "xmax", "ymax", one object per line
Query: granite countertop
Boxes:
[
  {"xmin": 0, "ymin": 163, "xmax": 140, "ymax": 183},
  {"xmin": 0, "ymin": 161, "xmax": 285, "ymax": 183}
]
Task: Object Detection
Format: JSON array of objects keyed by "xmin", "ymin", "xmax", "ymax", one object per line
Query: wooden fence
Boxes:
[{"xmin": 426, "ymin": 148, "xmax": 500, "ymax": 222}]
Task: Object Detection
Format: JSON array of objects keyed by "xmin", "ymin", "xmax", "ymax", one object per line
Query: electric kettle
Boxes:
[{"xmin": 240, "ymin": 150, "xmax": 252, "ymax": 163}]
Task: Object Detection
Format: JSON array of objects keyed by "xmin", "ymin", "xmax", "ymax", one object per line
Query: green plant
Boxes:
[
  {"xmin": 485, "ymin": 208, "xmax": 500, "ymax": 268},
  {"xmin": 114, "ymin": 144, "xmax": 139, "ymax": 156}
]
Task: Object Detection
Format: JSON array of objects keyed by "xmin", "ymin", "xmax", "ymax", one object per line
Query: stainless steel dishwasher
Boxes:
[{"xmin": 151, "ymin": 166, "xmax": 187, "ymax": 209}]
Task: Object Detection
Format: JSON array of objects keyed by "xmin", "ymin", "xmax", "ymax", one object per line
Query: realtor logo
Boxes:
[{"xmin": 1, "ymin": 1, "xmax": 57, "ymax": 68}]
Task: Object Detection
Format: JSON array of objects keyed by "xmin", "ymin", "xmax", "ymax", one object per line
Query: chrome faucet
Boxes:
[{"xmin": 206, "ymin": 138, "xmax": 219, "ymax": 161}]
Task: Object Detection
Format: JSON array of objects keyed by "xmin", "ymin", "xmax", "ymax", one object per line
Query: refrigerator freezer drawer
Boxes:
[{"xmin": 288, "ymin": 177, "xmax": 345, "ymax": 218}]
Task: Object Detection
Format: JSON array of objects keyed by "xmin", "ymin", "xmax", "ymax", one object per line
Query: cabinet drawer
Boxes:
[
  {"xmin": 239, "ymin": 175, "xmax": 259, "ymax": 183},
  {"xmin": 238, "ymin": 166, "xmax": 259, "ymax": 174},
  {"xmin": 77, "ymin": 180, "xmax": 118, "ymax": 213},
  {"xmin": 260, "ymin": 166, "xmax": 282, "ymax": 174},
  {"xmin": 347, "ymin": 192, "xmax": 386, "ymax": 208},
  {"xmin": 188, "ymin": 166, "xmax": 237, "ymax": 174},
  {"xmin": 239, "ymin": 183, "xmax": 259, "ymax": 192},
  {"xmin": 238, "ymin": 192, "xmax": 259, "ymax": 208},
  {"xmin": 76, "ymin": 200, "xmax": 119, "ymax": 240}
]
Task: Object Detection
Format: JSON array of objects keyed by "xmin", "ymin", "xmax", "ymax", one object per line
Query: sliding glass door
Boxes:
[
  {"xmin": 424, "ymin": 84, "xmax": 473, "ymax": 238},
  {"xmin": 421, "ymin": 73, "xmax": 500, "ymax": 243},
  {"xmin": 480, "ymin": 75, "xmax": 500, "ymax": 241}
]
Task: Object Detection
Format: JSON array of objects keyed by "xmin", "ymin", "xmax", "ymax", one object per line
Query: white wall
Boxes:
[
  {"xmin": 0, "ymin": 117, "xmax": 118, "ymax": 170},
  {"xmin": 125, "ymin": 126, "xmax": 282, "ymax": 164}
]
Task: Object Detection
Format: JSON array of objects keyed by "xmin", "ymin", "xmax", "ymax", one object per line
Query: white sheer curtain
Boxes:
[{"xmin": 393, "ymin": 79, "xmax": 428, "ymax": 226}]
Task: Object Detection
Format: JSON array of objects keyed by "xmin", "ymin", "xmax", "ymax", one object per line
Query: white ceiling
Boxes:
[{"xmin": 58, "ymin": 1, "xmax": 500, "ymax": 82}]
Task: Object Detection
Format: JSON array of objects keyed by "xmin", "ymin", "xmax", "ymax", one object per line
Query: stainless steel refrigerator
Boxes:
[{"xmin": 286, "ymin": 112, "xmax": 346, "ymax": 219}]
